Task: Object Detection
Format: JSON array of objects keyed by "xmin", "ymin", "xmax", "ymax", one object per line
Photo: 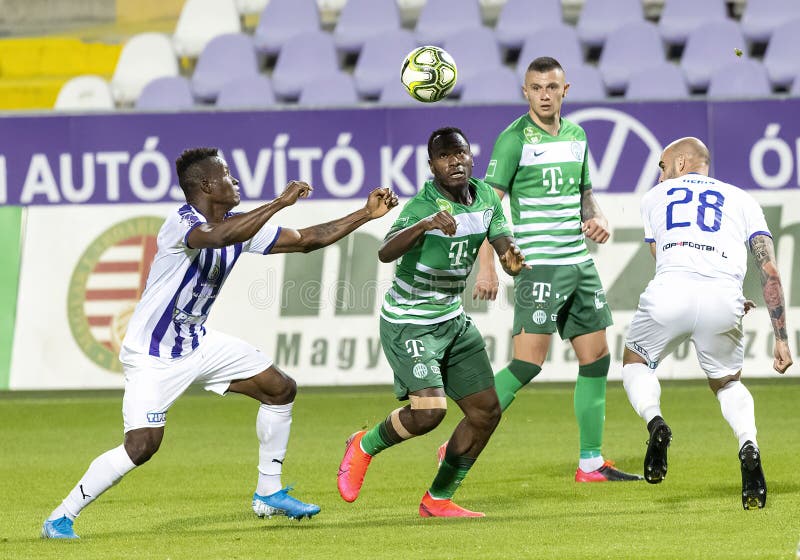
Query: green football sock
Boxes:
[
  {"xmin": 495, "ymin": 359, "xmax": 542, "ymax": 411},
  {"xmin": 574, "ymin": 354, "xmax": 610, "ymax": 459},
  {"xmin": 360, "ymin": 419, "xmax": 402, "ymax": 456},
  {"xmin": 429, "ymin": 449, "xmax": 476, "ymax": 500}
]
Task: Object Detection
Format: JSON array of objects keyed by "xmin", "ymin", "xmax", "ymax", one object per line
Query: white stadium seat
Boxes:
[
  {"xmin": 111, "ymin": 33, "xmax": 179, "ymax": 106},
  {"xmin": 235, "ymin": 0, "xmax": 270, "ymax": 15},
  {"xmin": 54, "ymin": 76, "xmax": 115, "ymax": 111},
  {"xmin": 172, "ymin": 0, "xmax": 241, "ymax": 58}
]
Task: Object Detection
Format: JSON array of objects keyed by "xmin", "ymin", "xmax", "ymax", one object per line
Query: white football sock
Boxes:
[
  {"xmin": 716, "ymin": 380, "xmax": 757, "ymax": 449},
  {"xmin": 255, "ymin": 402, "xmax": 293, "ymax": 497},
  {"xmin": 49, "ymin": 444, "xmax": 136, "ymax": 521},
  {"xmin": 579, "ymin": 456, "xmax": 605, "ymax": 472},
  {"xmin": 622, "ymin": 363, "xmax": 662, "ymax": 424}
]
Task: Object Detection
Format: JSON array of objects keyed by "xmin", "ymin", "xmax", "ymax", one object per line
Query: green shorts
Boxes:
[
  {"xmin": 379, "ymin": 314, "xmax": 494, "ymax": 402},
  {"xmin": 512, "ymin": 260, "xmax": 613, "ymax": 340}
]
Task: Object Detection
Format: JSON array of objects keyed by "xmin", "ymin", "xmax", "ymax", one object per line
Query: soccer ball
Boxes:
[{"xmin": 400, "ymin": 46, "xmax": 457, "ymax": 103}]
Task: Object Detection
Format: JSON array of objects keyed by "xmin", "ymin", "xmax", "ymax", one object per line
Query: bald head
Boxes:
[{"xmin": 658, "ymin": 137, "xmax": 710, "ymax": 182}]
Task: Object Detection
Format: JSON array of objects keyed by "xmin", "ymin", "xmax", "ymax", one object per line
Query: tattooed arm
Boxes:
[
  {"xmin": 749, "ymin": 234, "xmax": 793, "ymax": 373},
  {"xmin": 580, "ymin": 188, "xmax": 610, "ymax": 244}
]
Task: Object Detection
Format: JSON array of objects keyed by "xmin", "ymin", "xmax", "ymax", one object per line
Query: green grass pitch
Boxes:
[{"xmin": 2, "ymin": 379, "xmax": 799, "ymax": 559}]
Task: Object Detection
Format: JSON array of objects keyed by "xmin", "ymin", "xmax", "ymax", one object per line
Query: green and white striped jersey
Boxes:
[
  {"xmin": 380, "ymin": 177, "xmax": 511, "ymax": 325},
  {"xmin": 485, "ymin": 114, "xmax": 592, "ymax": 266}
]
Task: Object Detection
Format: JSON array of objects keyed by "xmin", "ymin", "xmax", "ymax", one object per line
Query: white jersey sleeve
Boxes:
[
  {"xmin": 242, "ymin": 222, "xmax": 282, "ymax": 255},
  {"xmin": 741, "ymin": 190, "xmax": 771, "ymax": 242},
  {"xmin": 641, "ymin": 190, "xmax": 655, "ymax": 243}
]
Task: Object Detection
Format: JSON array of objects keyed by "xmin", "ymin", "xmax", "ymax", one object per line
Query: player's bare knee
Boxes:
[
  {"xmin": 708, "ymin": 372, "xmax": 741, "ymax": 394},
  {"xmin": 408, "ymin": 395, "xmax": 447, "ymax": 433},
  {"xmin": 260, "ymin": 373, "xmax": 296, "ymax": 405},
  {"xmin": 408, "ymin": 407, "xmax": 446, "ymax": 433},
  {"xmin": 124, "ymin": 430, "xmax": 162, "ymax": 465},
  {"xmin": 276, "ymin": 375, "xmax": 297, "ymax": 403}
]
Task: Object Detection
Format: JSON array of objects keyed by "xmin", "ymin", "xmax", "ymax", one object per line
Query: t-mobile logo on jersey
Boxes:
[
  {"xmin": 541, "ymin": 166, "xmax": 565, "ymax": 194},
  {"xmin": 448, "ymin": 240, "xmax": 469, "ymax": 266},
  {"xmin": 530, "ymin": 282, "xmax": 552, "ymax": 303},
  {"xmin": 405, "ymin": 339, "xmax": 426, "ymax": 358}
]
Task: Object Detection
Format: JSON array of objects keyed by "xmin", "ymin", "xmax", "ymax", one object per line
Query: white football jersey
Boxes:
[
  {"xmin": 640, "ymin": 173, "xmax": 770, "ymax": 285},
  {"xmin": 121, "ymin": 204, "xmax": 281, "ymax": 359}
]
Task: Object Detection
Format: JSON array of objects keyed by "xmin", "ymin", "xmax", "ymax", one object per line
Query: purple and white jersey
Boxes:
[
  {"xmin": 121, "ymin": 204, "xmax": 281, "ymax": 359},
  {"xmin": 641, "ymin": 173, "xmax": 770, "ymax": 285}
]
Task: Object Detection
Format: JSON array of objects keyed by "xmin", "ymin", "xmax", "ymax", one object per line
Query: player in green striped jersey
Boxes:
[
  {"xmin": 337, "ymin": 127, "xmax": 527, "ymax": 517},
  {"xmin": 475, "ymin": 57, "xmax": 642, "ymax": 482}
]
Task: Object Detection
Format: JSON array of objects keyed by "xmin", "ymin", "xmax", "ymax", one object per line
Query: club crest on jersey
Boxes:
[
  {"xmin": 436, "ymin": 198, "xmax": 454, "ymax": 214},
  {"xmin": 412, "ymin": 363, "xmax": 429, "ymax": 379},
  {"xmin": 594, "ymin": 289, "xmax": 607, "ymax": 310},
  {"xmin": 571, "ymin": 141, "xmax": 584, "ymax": 162},
  {"xmin": 67, "ymin": 216, "xmax": 164, "ymax": 373},
  {"xmin": 523, "ymin": 126, "xmax": 541, "ymax": 145},
  {"xmin": 532, "ymin": 310, "xmax": 547, "ymax": 325},
  {"xmin": 482, "ymin": 209, "xmax": 493, "ymax": 229}
]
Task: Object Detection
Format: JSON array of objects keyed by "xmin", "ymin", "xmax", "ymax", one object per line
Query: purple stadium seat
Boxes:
[
  {"xmin": 253, "ymin": 0, "xmax": 320, "ymax": 56},
  {"xmin": 763, "ymin": 18, "xmax": 800, "ymax": 89},
  {"xmin": 563, "ymin": 64, "xmax": 606, "ymax": 102},
  {"xmin": 576, "ymin": 0, "xmax": 643, "ymax": 49},
  {"xmin": 298, "ymin": 72, "xmax": 359, "ymax": 106},
  {"xmin": 741, "ymin": 0, "xmax": 800, "ymax": 44},
  {"xmin": 625, "ymin": 63, "xmax": 689, "ymax": 100},
  {"xmin": 791, "ymin": 73, "xmax": 800, "ymax": 97},
  {"xmin": 681, "ymin": 20, "xmax": 746, "ymax": 91},
  {"xmin": 415, "ymin": 0, "xmax": 483, "ymax": 46},
  {"xmin": 191, "ymin": 33, "xmax": 259, "ymax": 103},
  {"xmin": 353, "ymin": 30, "xmax": 416, "ymax": 98},
  {"xmin": 515, "ymin": 24, "xmax": 584, "ymax": 82},
  {"xmin": 494, "ymin": 0, "xmax": 563, "ymax": 51},
  {"xmin": 443, "ymin": 27, "xmax": 502, "ymax": 95},
  {"xmin": 216, "ymin": 75, "xmax": 276, "ymax": 109},
  {"xmin": 136, "ymin": 76, "xmax": 194, "ymax": 110},
  {"xmin": 271, "ymin": 30, "xmax": 339, "ymax": 101},
  {"xmin": 334, "ymin": 0, "xmax": 401, "ymax": 55},
  {"xmin": 460, "ymin": 67, "xmax": 523, "ymax": 104},
  {"xmin": 658, "ymin": 0, "xmax": 728, "ymax": 47},
  {"xmin": 707, "ymin": 59, "xmax": 772, "ymax": 99},
  {"xmin": 379, "ymin": 81, "xmax": 423, "ymax": 105},
  {"xmin": 599, "ymin": 21, "xmax": 665, "ymax": 94}
]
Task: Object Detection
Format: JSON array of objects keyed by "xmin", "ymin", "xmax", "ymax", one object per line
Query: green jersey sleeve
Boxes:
[
  {"xmin": 487, "ymin": 188, "xmax": 512, "ymax": 241},
  {"xmin": 485, "ymin": 128, "xmax": 521, "ymax": 193},
  {"xmin": 580, "ymin": 131, "xmax": 593, "ymax": 192},
  {"xmin": 384, "ymin": 197, "xmax": 426, "ymax": 241}
]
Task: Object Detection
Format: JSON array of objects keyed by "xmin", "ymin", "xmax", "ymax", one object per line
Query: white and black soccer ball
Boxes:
[{"xmin": 400, "ymin": 46, "xmax": 457, "ymax": 103}]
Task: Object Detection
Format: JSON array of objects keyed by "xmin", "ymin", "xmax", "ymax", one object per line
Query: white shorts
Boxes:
[
  {"xmin": 625, "ymin": 273, "xmax": 745, "ymax": 379},
  {"xmin": 119, "ymin": 329, "xmax": 272, "ymax": 432}
]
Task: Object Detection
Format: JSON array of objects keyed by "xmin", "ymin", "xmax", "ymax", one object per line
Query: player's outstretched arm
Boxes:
[
  {"xmin": 378, "ymin": 210, "xmax": 456, "ymax": 263},
  {"xmin": 490, "ymin": 236, "xmax": 530, "ymax": 277},
  {"xmin": 749, "ymin": 234, "xmax": 793, "ymax": 373},
  {"xmin": 188, "ymin": 180, "xmax": 310, "ymax": 249},
  {"xmin": 580, "ymin": 188, "xmax": 610, "ymax": 244},
  {"xmin": 271, "ymin": 187, "xmax": 398, "ymax": 254}
]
